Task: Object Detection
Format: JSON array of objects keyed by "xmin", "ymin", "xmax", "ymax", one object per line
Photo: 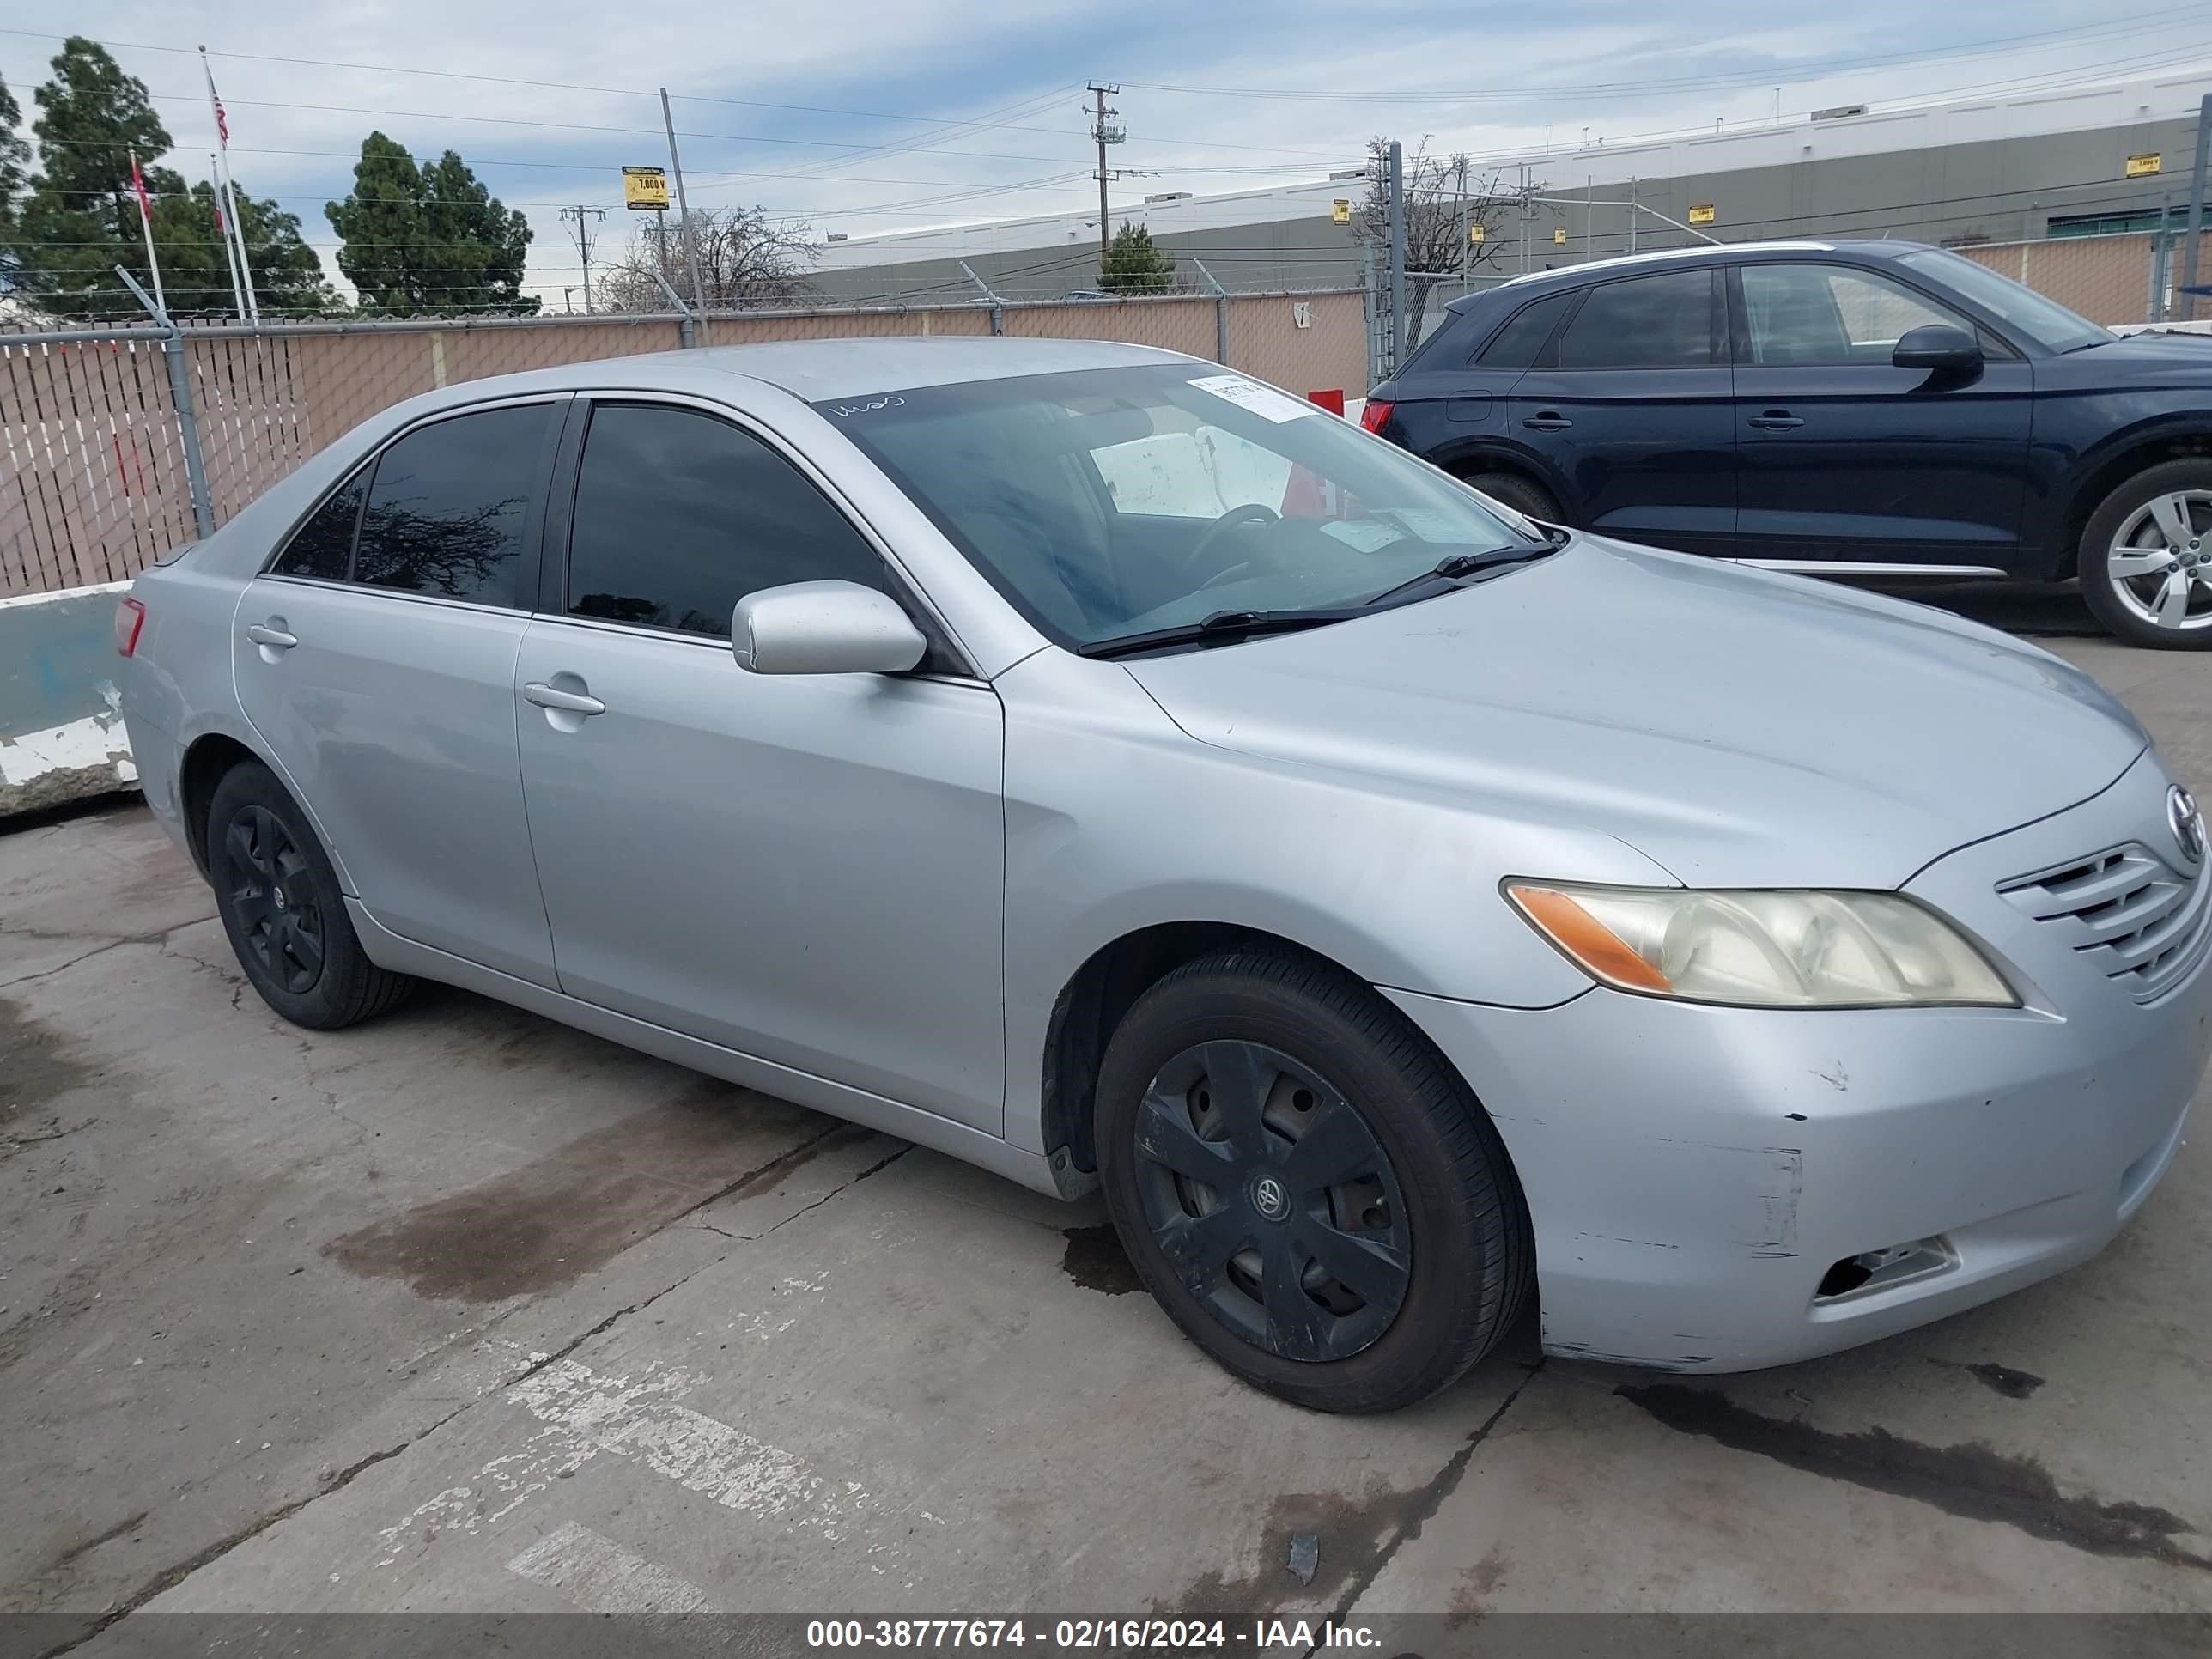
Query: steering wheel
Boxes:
[{"xmin": 1180, "ymin": 502, "xmax": 1279, "ymax": 587}]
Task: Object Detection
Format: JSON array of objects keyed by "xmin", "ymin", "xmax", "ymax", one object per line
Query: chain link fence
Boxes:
[
  {"xmin": 1954, "ymin": 228, "xmax": 2212, "ymax": 326},
  {"xmin": 2, "ymin": 288, "xmax": 1363, "ymax": 599}
]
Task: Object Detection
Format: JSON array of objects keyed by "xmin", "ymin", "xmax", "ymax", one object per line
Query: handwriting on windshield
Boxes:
[{"xmin": 826, "ymin": 396, "xmax": 907, "ymax": 418}]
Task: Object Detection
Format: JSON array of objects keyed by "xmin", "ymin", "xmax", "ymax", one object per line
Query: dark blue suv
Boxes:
[{"xmin": 1364, "ymin": 240, "xmax": 2212, "ymax": 647}]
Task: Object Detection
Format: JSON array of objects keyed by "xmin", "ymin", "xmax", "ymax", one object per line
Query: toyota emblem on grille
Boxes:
[{"xmin": 2171, "ymin": 785, "xmax": 2206, "ymax": 864}]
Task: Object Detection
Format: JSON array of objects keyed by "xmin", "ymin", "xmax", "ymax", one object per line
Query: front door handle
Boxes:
[
  {"xmin": 246, "ymin": 621, "xmax": 298, "ymax": 650},
  {"xmin": 1522, "ymin": 411, "xmax": 1573, "ymax": 430},
  {"xmin": 1747, "ymin": 410, "xmax": 1805, "ymax": 430},
  {"xmin": 523, "ymin": 680, "xmax": 606, "ymax": 716}
]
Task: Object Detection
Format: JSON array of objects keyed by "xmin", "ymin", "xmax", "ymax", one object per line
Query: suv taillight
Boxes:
[
  {"xmin": 1359, "ymin": 398, "xmax": 1394, "ymax": 434},
  {"xmin": 114, "ymin": 596, "xmax": 146, "ymax": 658}
]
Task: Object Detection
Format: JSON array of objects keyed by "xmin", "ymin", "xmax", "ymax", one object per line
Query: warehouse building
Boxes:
[{"xmin": 808, "ymin": 69, "xmax": 2212, "ymax": 316}]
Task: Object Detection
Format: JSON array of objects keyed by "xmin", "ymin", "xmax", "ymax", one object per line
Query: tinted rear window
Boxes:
[
  {"xmin": 272, "ymin": 470, "xmax": 364, "ymax": 580},
  {"xmin": 354, "ymin": 404, "xmax": 550, "ymax": 606},
  {"xmin": 1474, "ymin": 291, "xmax": 1574, "ymax": 368},
  {"xmin": 1554, "ymin": 270, "xmax": 1717, "ymax": 369}
]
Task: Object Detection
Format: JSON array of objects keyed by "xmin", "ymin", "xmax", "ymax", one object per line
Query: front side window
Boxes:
[
  {"xmin": 1554, "ymin": 270, "xmax": 1717, "ymax": 369},
  {"xmin": 1895, "ymin": 247, "xmax": 2110, "ymax": 353},
  {"xmin": 1741, "ymin": 264, "xmax": 1972, "ymax": 366},
  {"xmin": 822, "ymin": 365, "xmax": 1538, "ymax": 651},
  {"xmin": 353, "ymin": 404, "xmax": 550, "ymax": 605},
  {"xmin": 566, "ymin": 402, "xmax": 892, "ymax": 639}
]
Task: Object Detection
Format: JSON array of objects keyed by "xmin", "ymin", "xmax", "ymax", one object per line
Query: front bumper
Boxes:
[{"xmin": 1390, "ymin": 755, "xmax": 2212, "ymax": 1372}]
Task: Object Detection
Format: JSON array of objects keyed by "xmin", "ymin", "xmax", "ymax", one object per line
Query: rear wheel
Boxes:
[
  {"xmin": 2079, "ymin": 460, "xmax": 2212, "ymax": 648},
  {"xmin": 208, "ymin": 762, "xmax": 416, "ymax": 1030},
  {"xmin": 1096, "ymin": 945, "xmax": 1531, "ymax": 1413},
  {"xmin": 1459, "ymin": 471, "xmax": 1562, "ymax": 525}
]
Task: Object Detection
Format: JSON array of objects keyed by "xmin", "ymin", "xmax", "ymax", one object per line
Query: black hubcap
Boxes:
[
  {"xmin": 220, "ymin": 805, "xmax": 325, "ymax": 995},
  {"xmin": 1133, "ymin": 1040, "xmax": 1411, "ymax": 1362}
]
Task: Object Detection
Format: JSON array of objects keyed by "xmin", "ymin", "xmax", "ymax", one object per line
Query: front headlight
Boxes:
[{"xmin": 1504, "ymin": 882, "xmax": 2016, "ymax": 1008}]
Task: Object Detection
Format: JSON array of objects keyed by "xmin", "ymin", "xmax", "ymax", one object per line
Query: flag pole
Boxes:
[
  {"xmin": 200, "ymin": 47, "xmax": 259, "ymax": 324},
  {"xmin": 210, "ymin": 152, "xmax": 246, "ymax": 319},
  {"xmin": 130, "ymin": 150, "xmax": 167, "ymax": 315}
]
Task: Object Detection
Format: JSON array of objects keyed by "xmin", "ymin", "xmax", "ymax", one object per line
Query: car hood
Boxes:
[{"xmin": 1119, "ymin": 538, "xmax": 2148, "ymax": 889}]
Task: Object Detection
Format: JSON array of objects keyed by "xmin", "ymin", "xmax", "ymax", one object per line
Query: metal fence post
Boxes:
[
  {"xmin": 960, "ymin": 264, "xmax": 1005, "ymax": 335},
  {"xmin": 653, "ymin": 272, "xmax": 697, "ymax": 348},
  {"xmin": 2182, "ymin": 94, "xmax": 2210, "ymax": 322},
  {"xmin": 1387, "ymin": 141, "xmax": 1407, "ymax": 370},
  {"xmin": 1191, "ymin": 259, "xmax": 1230, "ymax": 363},
  {"xmin": 116, "ymin": 265, "xmax": 214, "ymax": 538}
]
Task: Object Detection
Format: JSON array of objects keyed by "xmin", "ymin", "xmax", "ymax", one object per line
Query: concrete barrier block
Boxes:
[{"xmin": 0, "ymin": 582, "xmax": 140, "ymax": 821}]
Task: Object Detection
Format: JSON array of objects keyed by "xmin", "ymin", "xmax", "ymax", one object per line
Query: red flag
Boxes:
[{"xmin": 131, "ymin": 153, "xmax": 154, "ymax": 225}]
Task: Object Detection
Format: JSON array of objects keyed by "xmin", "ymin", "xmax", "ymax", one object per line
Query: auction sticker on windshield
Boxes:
[{"xmin": 1188, "ymin": 374, "xmax": 1313, "ymax": 423}]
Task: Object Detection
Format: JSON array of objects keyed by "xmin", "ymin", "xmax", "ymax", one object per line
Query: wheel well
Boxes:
[
  {"xmin": 1040, "ymin": 922, "xmax": 1354, "ymax": 1182},
  {"xmin": 2057, "ymin": 433, "xmax": 2212, "ymax": 579},
  {"xmin": 178, "ymin": 733, "xmax": 262, "ymax": 877}
]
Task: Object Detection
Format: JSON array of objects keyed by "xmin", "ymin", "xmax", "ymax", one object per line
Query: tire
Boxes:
[
  {"xmin": 2078, "ymin": 459, "xmax": 2212, "ymax": 649},
  {"xmin": 1096, "ymin": 945, "xmax": 1532, "ymax": 1414},
  {"xmin": 206, "ymin": 761, "xmax": 416, "ymax": 1030},
  {"xmin": 1460, "ymin": 471, "xmax": 1563, "ymax": 525}
]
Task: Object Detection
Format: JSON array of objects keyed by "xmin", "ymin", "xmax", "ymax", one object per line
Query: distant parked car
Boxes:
[
  {"xmin": 1364, "ymin": 240, "xmax": 2212, "ymax": 647},
  {"xmin": 119, "ymin": 339, "xmax": 2209, "ymax": 1412}
]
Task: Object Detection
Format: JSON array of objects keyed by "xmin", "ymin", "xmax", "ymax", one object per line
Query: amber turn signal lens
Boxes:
[{"xmin": 1506, "ymin": 884, "xmax": 1673, "ymax": 992}]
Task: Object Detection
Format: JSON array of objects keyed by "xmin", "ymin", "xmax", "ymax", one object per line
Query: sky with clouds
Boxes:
[{"xmin": 4, "ymin": 1, "xmax": 2208, "ymax": 305}]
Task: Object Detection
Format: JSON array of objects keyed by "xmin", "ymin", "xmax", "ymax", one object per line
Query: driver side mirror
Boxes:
[
  {"xmin": 731, "ymin": 580, "xmax": 927, "ymax": 676},
  {"xmin": 1892, "ymin": 323, "xmax": 1983, "ymax": 374}
]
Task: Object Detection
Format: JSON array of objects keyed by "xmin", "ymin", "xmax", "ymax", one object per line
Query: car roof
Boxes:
[
  {"xmin": 1445, "ymin": 239, "xmax": 1939, "ymax": 313},
  {"xmin": 519, "ymin": 335, "xmax": 1193, "ymax": 402}
]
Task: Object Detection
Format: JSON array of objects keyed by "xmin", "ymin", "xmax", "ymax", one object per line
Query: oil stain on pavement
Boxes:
[
  {"xmin": 325, "ymin": 1082, "xmax": 830, "ymax": 1302},
  {"xmin": 1619, "ymin": 1382, "xmax": 2209, "ymax": 1571},
  {"xmin": 1060, "ymin": 1223, "xmax": 1141, "ymax": 1294}
]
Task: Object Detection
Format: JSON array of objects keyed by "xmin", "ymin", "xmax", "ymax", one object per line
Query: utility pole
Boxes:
[
  {"xmin": 1088, "ymin": 82, "xmax": 1124, "ymax": 275},
  {"xmin": 559, "ymin": 205, "xmax": 606, "ymax": 314},
  {"xmin": 661, "ymin": 88, "xmax": 711, "ymax": 340}
]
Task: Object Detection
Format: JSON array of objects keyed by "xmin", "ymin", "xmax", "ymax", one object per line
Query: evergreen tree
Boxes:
[
  {"xmin": 9, "ymin": 37, "xmax": 326, "ymax": 321},
  {"xmin": 0, "ymin": 76, "xmax": 29, "ymax": 290},
  {"xmin": 327, "ymin": 132, "xmax": 536, "ymax": 315},
  {"xmin": 1099, "ymin": 221, "xmax": 1176, "ymax": 294}
]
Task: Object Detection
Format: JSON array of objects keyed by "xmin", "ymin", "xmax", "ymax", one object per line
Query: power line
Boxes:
[{"xmin": 1119, "ymin": 4, "xmax": 2212, "ymax": 102}]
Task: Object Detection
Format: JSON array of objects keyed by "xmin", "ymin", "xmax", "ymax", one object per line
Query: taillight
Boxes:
[
  {"xmin": 1359, "ymin": 398, "xmax": 1395, "ymax": 434},
  {"xmin": 114, "ymin": 596, "xmax": 146, "ymax": 658}
]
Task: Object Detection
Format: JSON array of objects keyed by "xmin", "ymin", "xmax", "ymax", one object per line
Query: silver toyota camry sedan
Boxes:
[{"xmin": 118, "ymin": 337, "xmax": 2209, "ymax": 1413}]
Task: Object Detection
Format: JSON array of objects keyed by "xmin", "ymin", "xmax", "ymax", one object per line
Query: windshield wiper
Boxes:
[
  {"xmin": 1079, "ymin": 606, "xmax": 1365, "ymax": 659},
  {"xmin": 1361, "ymin": 526, "xmax": 1570, "ymax": 609}
]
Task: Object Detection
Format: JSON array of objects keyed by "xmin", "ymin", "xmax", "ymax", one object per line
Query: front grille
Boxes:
[{"xmin": 2000, "ymin": 842, "xmax": 2212, "ymax": 1002}]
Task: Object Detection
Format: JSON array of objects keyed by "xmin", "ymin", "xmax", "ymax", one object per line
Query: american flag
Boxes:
[{"xmin": 200, "ymin": 51, "xmax": 230, "ymax": 149}]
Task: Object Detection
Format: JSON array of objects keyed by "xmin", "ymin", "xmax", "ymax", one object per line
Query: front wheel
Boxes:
[
  {"xmin": 2079, "ymin": 460, "xmax": 2212, "ymax": 648},
  {"xmin": 1095, "ymin": 945, "xmax": 1531, "ymax": 1413}
]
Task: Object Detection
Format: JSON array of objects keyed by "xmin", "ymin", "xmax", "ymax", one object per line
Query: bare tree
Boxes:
[
  {"xmin": 1352, "ymin": 137, "xmax": 1513, "ymax": 349},
  {"xmin": 595, "ymin": 204, "xmax": 822, "ymax": 313}
]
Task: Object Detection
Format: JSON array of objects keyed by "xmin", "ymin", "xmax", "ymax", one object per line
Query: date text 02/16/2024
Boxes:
[{"xmin": 804, "ymin": 1620, "xmax": 1385, "ymax": 1650}]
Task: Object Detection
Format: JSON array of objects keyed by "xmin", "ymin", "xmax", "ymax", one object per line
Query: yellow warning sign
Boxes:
[
  {"xmin": 1553, "ymin": 225, "xmax": 1567, "ymax": 246},
  {"xmin": 1687, "ymin": 203, "xmax": 1717, "ymax": 226},
  {"xmin": 2127, "ymin": 152, "xmax": 2162, "ymax": 177},
  {"xmin": 1331, "ymin": 198, "xmax": 1351, "ymax": 224},
  {"xmin": 622, "ymin": 166, "xmax": 671, "ymax": 210},
  {"xmin": 1468, "ymin": 222, "xmax": 1486, "ymax": 244}
]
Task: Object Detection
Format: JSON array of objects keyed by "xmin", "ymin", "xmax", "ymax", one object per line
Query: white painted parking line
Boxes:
[
  {"xmin": 374, "ymin": 1353, "xmax": 867, "ymax": 1568},
  {"xmin": 506, "ymin": 1520, "xmax": 713, "ymax": 1613}
]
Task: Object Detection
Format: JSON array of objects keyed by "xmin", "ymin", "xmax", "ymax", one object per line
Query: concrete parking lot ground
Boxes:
[{"xmin": 3, "ymin": 598, "xmax": 2210, "ymax": 1648}]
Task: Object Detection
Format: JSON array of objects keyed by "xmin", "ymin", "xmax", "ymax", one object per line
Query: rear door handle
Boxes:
[
  {"xmin": 1522, "ymin": 412, "xmax": 1573, "ymax": 430},
  {"xmin": 1747, "ymin": 410, "xmax": 1805, "ymax": 430},
  {"xmin": 523, "ymin": 681, "xmax": 606, "ymax": 716},
  {"xmin": 246, "ymin": 622, "xmax": 298, "ymax": 650}
]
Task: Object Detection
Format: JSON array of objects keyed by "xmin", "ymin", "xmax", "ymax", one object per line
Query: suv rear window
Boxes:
[
  {"xmin": 1554, "ymin": 270, "xmax": 1718, "ymax": 369},
  {"xmin": 1474, "ymin": 291, "xmax": 1574, "ymax": 368}
]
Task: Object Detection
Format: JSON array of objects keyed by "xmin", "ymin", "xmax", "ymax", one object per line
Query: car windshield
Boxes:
[
  {"xmin": 818, "ymin": 363, "xmax": 1541, "ymax": 650},
  {"xmin": 1896, "ymin": 247, "xmax": 2112, "ymax": 353}
]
